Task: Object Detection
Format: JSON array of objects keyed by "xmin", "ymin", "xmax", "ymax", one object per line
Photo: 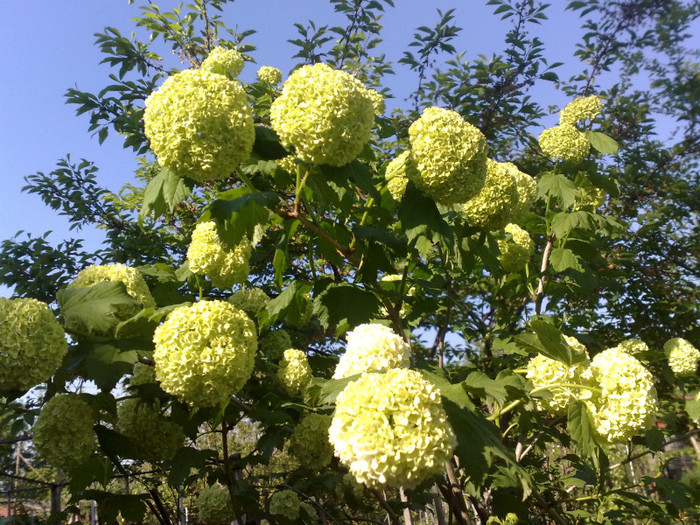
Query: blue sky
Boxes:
[{"xmin": 0, "ymin": 1, "xmax": 587, "ymax": 297}]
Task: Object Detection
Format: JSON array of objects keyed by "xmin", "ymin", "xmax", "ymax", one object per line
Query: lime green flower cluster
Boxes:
[
  {"xmin": 269, "ymin": 489, "xmax": 301, "ymax": 521},
  {"xmin": 197, "ymin": 484, "xmax": 235, "ymax": 525},
  {"xmin": 116, "ymin": 399, "xmax": 184, "ymax": 461},
  {"xmin": 0, "ymin": 298, "xmax": 67, "ymax": 391},
  {"xmin": 277, "ymin": 349, "xmax": 312, "ymax": 396},
  {"xmin": 615, "ymin": 338, "xmax": 649, "ymax": 356},
  {"xmin": 33, "ymin": 394, "xmax": 96, "ymax": 471},
  {"xmin": 526, "ymin": 354, "xmax": 593, "ymax": 415},
  {"xmin": 664, "ymin": 337, "xmax": 700, "ymax": 377},
  {"xmin": 384, "ymin": 151, "xmax": 415, "ymax": 201},
  {"xmin": 497, "ymin": 224, "xmax": 534, "ymax": 273},
  {"xmin": 69, "ymin": 263, "xmax": 155, "ymax": 308},
  {"xmin": 407, "ymin": 107, "xmax": 488, "ymax": 204},
  {"xmin": 564, "ymin": 335, "xmax": 587, "ymax": 356},
  {"xmin": 586, "ymin": 348, "xmax": 657, "ymax": 443},
  {"xmin": 559, "ymin": 95, "xmax": 603, "ymax": 125},
  {"xmin": 259, "ymin": 329, "xmax": 293, "ymax": 361},
  {"xmin": 229, "ymin": 287, "xmax": 270, "ymax": 317},
  {"xmin": 538, "ymin": 124, "xmax": 590, "ymax": 163},
  {"xmin": 153, "ymin": 301, "xmax": 257, "ymax": 407},
  {"xmin": 257, "ymin": 65, "xmax": 282, "ymax": 85},
  {"xmin": 270, "ymin": 63, "xmax": 375, "ymax": 166},
  {"xmin": 511, "ymin": 169, "xmax": 538, "ymax": 221},
  {"xmin": 333, "ymin": 323, "xmax": 411, "ymax": 379},
  {"xmin": 187, "ymin": 222, "xmax": 251, "ymax": 289},
  {"xmin": 289, "ymin": 413, "xmax": 333, "ymax": 469},
  {"xmin": 201, "ymin": 47, "xmax": 245, "ymax": 78},
  {"xmin": 130, "ymin": 362, "xmax": 156, "ymax": 386},
  {"xmin": 367, "ymin": 89, "xmax": 386, "ymax": 114},
  {"xmin": 144, "ymin": 68, "xmax": 254, "ymax": 181},
  {"xmin": 573, "ymin": 184, "xmax": 606, "ymax": 210},
  {"xmin": 461, "ymin": 159, "xmax": 519, "ymax": 231},
  {"xmin": 329, "ymin": 368, "xmax": 456, "ymax": 488}
]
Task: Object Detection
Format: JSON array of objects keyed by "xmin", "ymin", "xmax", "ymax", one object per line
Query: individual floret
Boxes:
[
  {"xmin": 144, "ymin": 68, "xmax": 254, "ymax": 181},
  {"xmin": 277, "ymin": 349, "xmax": 312, "ymax": 396},
  {"xmin": 408, "ymin": 106, "xmax": 488, "ymax": 205},
  {"xmin": 461, "ymin": 159, "xmax": 519, "ymax": 231},
  {"xmin": 498, "ymin": 224, "xmax": 534, "ymax": 273},
  {"xmin": 153, "ymin": 301, "xmax": 257, "ymax": 407},
  {"xmin": 329, "ymin": 368, "xmax": 456, "ymax": 489},
  {"xmin": 257, "ymin": 65, "xmax": 282, "ymax": 85},
  {"xmin": 526, "ymin": 354, "xmax": 593, "ymax": 415},
  {"xmin": 33, "ymin": 394, "xmax": 96, "ymax": 471},
  {"xmin": 385, "ymin": 151, "xmax": 416, "ymax": 201},
  {"xmin": 538, "ymin": 124, "xmax": 590, "ymax": 163},
  {"xmin": 68, "ymin": 263, "xmax": 155, "ymax": 308},
  {"xmin": 0, "ymin": 298, "xmax": 67, "ymax": 391},
  {"xmin": 270, "ymin": 63, "xmax": 375, "ymax": 166},
  {"xmin": 198, "ymin": 484, "xmax": 235, "ymax": 525},
  {"xmin": 664, "ymin": 338, "xmax": 700, "ymax": 377},
  {"xmin": 559, "ymin": 95, "xmax": 604, "ymax": 125},
  {"xmin": 229, "ymin": 287, "xmax": 270, "ymax": 317},
  {"xmin": 259, "ymin": 329, "xmax": 293, "ymax": 361},
  {"xmin": 201, "ymin": 47, "xmax": 245, "ymax": 78},
  {"xmin": 586, "ymin": 348, "xmax": 657, "ymax": 443},
  {"xmin": 187, "ymin": 222, "xmax": 251, "ymax": 289},
  {"xmin": 333, "ymin": 323, "xmax": 411, "ymax": 379},
  {"xmin": 289, "ymin": 413, "xmax": 333, "ymax": 469},
  {"xmin": 269, "ymin": 490, "xmax": 300, "ymax": 521},
  {"xmin": 117, "ymin": 399, "xmax": 184, "ymax": 461}
]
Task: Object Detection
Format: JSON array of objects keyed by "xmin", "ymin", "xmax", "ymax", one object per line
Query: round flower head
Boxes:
[
  {"xmin": 586, "ymin": 348, "xmax": 657, "ymax": 443},
  {"xmin": 367, "ymin": 89, "xmax": 386, "ymax": 114},
  {"xmin": 153, "ymin": 301, "xmax": 257, "ymax": 407},
  {"xmin": 408, "ymin": 106, "xmax": 488, "ymax": 205},
  {"xmin": 117, "ymin": 399, "xmax": 184, "ymax": 461},
  {"xmin": 526, "ymin": 354, "xmax": 593, "ymax": 415},
  {"xmin": 559, "ymin": 95, "xmax": 603, "ymax": 125},
  {"xmin": 187, "ymin": 222, "xmax": 251, "ymax": 289},
  {"xmin": 33, "ymin": 394, "xmax": 96, "ymax": 471},
  {"xmin": 277, "ymin": 348, "xmax": 312, "ymax": 396},
  {"xmin": 68, "ymin": 263, "xmax": 155, "ymax": 308},
  {"xmin": 498, "ymin": 224, "xmax": 534, "ymax": 273},
  {"xmin": 385, "ymin": 151, "xmax": 417, "ymax": 201},
  {"xmin": 259, "ymin": 329, "xmax": 293, "ymax": 361},
  {"xmin": 538, "ymin": 124, "xmax": 590, "ymax": 163},
  {"xmin": 270, "ymin": 63, "xmax": 375, "ymax": 166},
  {"xmin": 289, "ymin": 413, "xmax": 333, "ymax": 469},
  {"xmin": 201, "ymin": 47, "xmax": 245, "ymax": 78},
  {"xmin": 573, "ymin": 183, "xmax": 606, "ymax": 210},
  {"xmin": 229, "ymin": 287, "xmax": 270, "ymax": 317},
  {"xmin": 269, "ymin": 490, "xmax": 300, "ymax": 521},
  {"xmin": 461, "ymin": 159, "xmax": 519, "ymax": 231},
  {"xmin": 615, "ymin": 338, "xmax": 649, "ymax": 356},
  {"xmin": 144, "ymin": 68, "xmax": 254, "ymax": 182},
  {"xmin": 257, "ymin": 65, "xmax": 282, "ymax": 85},
  {"xmin": 563, "ymin": 335, "xmax": 587, "ymax": 357},
  {"xmin": 130, "ymin": 362, "xmax": 156, "ymax": 387},
  {"xmin": 333, "ymin": 323, "xmax": 411, "ymax": 379},
  {"xmin": 0, "ymin": 298, "xmax": 67, "ymax": 391},
  {"xmin": 511, "ymin": 169, "xmax": 537, "ymax": 222},
  {"xmin": 198, "ymin": 484, "xmax": 235, "ymax": 525},
  {"xmin": 664, "ymin": 338, "xmax": 700, "ymax": 377},
  {"xmin": 330, "ymin": 369, "xmax": 456, "ymax": 489}
]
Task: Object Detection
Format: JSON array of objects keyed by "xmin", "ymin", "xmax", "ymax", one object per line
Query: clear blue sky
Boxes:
[{"xmin": 0, "ymin": 1, "xmax": 586, "ymax": 297}]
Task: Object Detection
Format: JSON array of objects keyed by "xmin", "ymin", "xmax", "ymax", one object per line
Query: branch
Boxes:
[{"xmin": 534, "ymin": 235, "xmax": 554, "ymax": 314}]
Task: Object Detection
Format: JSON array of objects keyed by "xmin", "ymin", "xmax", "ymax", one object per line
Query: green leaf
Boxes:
[
  {"xmin": 318, "ymin": 376, "xmax": 358, "ymax": 405},
  {"xmin": 686, "ymin": 396, "xmax": 700, "ymax": 423},
  {"xmin": 551, "ymin": 211, "xmax": 592, "ymax": 238},
  {"xmin": 550, "ymin": 247, "xmax": 584, "ymax": 272},
  {"xmin": 262, "ymin": 280, "xmax": 312, "ymax": 327},
  {"xmin": 353, "ymin": 225, "xmax": 407, "ymax": 256},
  {"xmin": 313, "ymin": 283, "xmax": 381, "ymax": 333},
  {"xmin": 585, "ymin": 131, "xmax": 619, "ymax": 155},
  {"xmin": 58, "ymin": 281, "xmax": 141, "ymax": 337},
  {"xmin": 114, "ymin": 303, "xmax": 183, "ymax": 338},
  {"xmin": 514, "ymin": 320, "xmax": 587, "ymax": 365},
  {"xmin": 567, "ymin": 401, "xmax": 596, "ymax": 457},
  {"xmin": 252, "ymin": 125, "xmax": 288, "ymax": 160},
  {"xmin": 398, "ymin": 182, "xmax": 454, "ymax": 246},
  {"xmin": 81, "ymin": 490, "xmax": 148, "ymax": 523},
  {"xmin": 538, "ymin": 172, "xmax": 578, "ymax": 208},
  {"xmin": 462, "ymin": 371, "xmax": 522, "ymax": 406},
  {"xmin": 139, "ymin": 167, "xmax": 194, "ymax": 223},
  {"xmin": 643, "ymin": 476, "xmax": 692, "ymax": 510},
  {"xmin": 70, "ymin": 338, "xmax": 147, "ymax": 391},
  {"xmin": 94, "ymin": 424, "xmax": 148, "ymax": 460},
  {"xmin": 167, "ymin": 447, "xmax": 218, "ymax": 487}
]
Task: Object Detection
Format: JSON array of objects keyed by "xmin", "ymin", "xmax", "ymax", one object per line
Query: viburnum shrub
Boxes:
[{"xmin": 4, "ymin": 2, "xmax": 699, "ymax": 524}]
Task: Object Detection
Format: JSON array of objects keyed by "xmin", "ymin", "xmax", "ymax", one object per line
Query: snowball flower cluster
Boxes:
[
  {"xmin": 559, "ymin": 95, "xmax": 603, "ymax": 125},
  {"xmin": 144, "ymin": 68, "xmax": 254, "ymax": 181},
  {"xmin": 367, "ymin": 89, "xmax": 386, "ymax": 114},
  {"xmin": 270, "ymin": 63, "xmax": 375, "ymax": 166},
  {"xmin": 117, "ymin": 399, "xmax": 184, "ymax": 461},
  {"xmin": 664, "ymin": 337, "xmax": 700, "ymax": 377},
  {"xmin": 333, "ymin": 323, "xmax": 411, "ymax": 379},
  {"xmin": 385, "ymin": 151, "xmax": 415, "ymax": 201},
  {"xmin": 461, "ymin": 159, "xmax": 519, "ymax": 231},
  {"xmin": 269, "ymin": 490, "xmax": 300, "ymax": 521},
  {"xmin": 511, "ymin": 169, "xmax": 538, "ymax": 221},
  {"xmin": 573, "ymin": 184, "xmax": 606, "ymax": 210},
  {"xmin": 229, "ymin": 287, "xmax": 270, "ymax": 316},
  {"xmin": 259, "ymin": 329, "xmax": 293, "ymax": 361},
  {"xmin": 201, "ymin": 47, "xmax": 245, "ymax": 78},
  {"xmin": 0, "ymin": 298, "xmax": 67, "ymax": 391},
  {"xmin": 408, "ymin": 107, "xmax": 488, "ymax": 204},
  {"xmin": 538, "ymin": 124, "xmax": 590, "ymax": 163},
  {"xmin": 615, "ymin": 338, "xmax": 649, "ymax": 356},
  {"xmin": 498, "ymin": 224, "xmax": 534, "ymax": 273},
  {"xmin": 329, "ymin": 368, "xmax": 456, "ymax": 488},
  {"xmin": 257, "ymin": 65, "xmax": 282, "ymax": 85},
  {"xmin": 69, "ymin": 263, "xmax": 155, "ymax": 308},
  {"xmin": 187, "ymin": 221, "xmax": 251, "ymax": 289},
  {"xmin": 197, "ymin": 484, "xmax": 235, "ymax": 525},
  {"xmin": 289, "ymin": 413, "xmax": 334, "ymax": 469},
  {"xmin": 277, "ymin": 348, "xmax": 312, "ymax": 396},
  {"xmin": 153, "ymin": 301, "xmax": 257, "ymax": 407},
  {"xmin": 33, "ymin": 394, "xmax": 96, "ymax": 471},
  {"xmin": 586, "ymin": 348, "xmax": 657, "ymax": 443},
  {"xmin": 526, "ymin": 354, "xmax": 593, "ymax": 415}
]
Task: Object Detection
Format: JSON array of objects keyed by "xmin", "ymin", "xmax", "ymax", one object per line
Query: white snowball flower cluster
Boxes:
[
  {"xmin": 277, "ymin": 348, "xmax": 312, "ymax": 396},
  {"xmin": 664, "ymin": 337, "xmax": 700, "ymax": 377},
  {"xmin": 333, "ymin": 323, "xmax": 411, "ymax": 379}
]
